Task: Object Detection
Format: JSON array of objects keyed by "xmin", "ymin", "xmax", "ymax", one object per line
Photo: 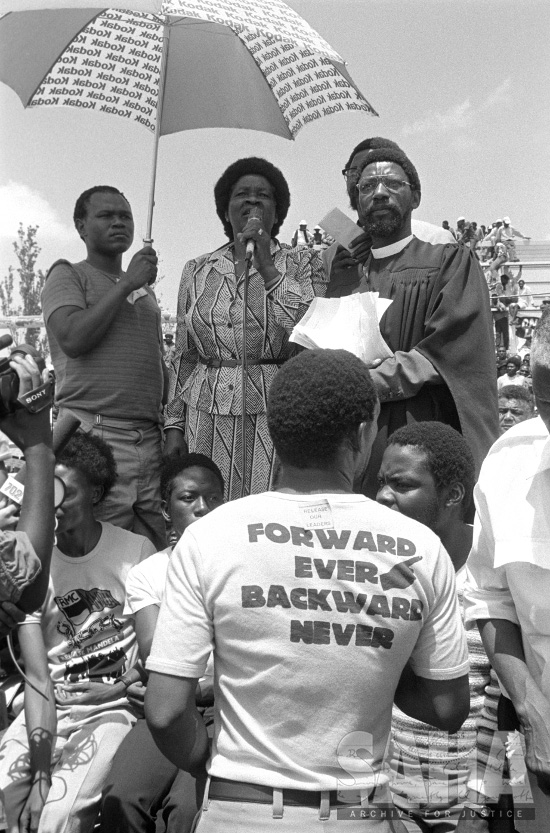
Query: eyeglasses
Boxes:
[
  {"xmin": 357, "ymin": 177, "xmax": 412, "ymax": 195},
  {"xmin": 342, "ymin": 166, "xmax": 361, "ymax": 179}
]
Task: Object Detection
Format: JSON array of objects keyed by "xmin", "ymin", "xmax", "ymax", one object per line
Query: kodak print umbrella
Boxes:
[{"xmin": 0, "ymin": 0, "xmax": 378, "ymax": 238}]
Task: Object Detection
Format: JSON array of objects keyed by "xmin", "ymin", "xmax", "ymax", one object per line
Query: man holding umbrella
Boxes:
[{"xmin": 41, "ymin": 185, "xmax": 166, "ymax": 549}]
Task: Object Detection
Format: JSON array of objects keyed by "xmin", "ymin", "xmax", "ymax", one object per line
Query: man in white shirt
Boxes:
[
  {"xmin": 464, "ymin": 307, "xmax": 550, "ymax": 832},
  {"xmin": 517, "ymin": 276, "xmax": 534, "ymax": 309},
  {"xmin": 145, "ymin": 348, "xmax": 469, "ymax": 832}
]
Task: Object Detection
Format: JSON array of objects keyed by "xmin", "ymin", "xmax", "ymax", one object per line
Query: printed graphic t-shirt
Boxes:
[
  {"xmin": 25, "ymin": 522, "xmax": 155, "ymax": 710},
  {"xmin": 147, "ymin": 492, "xmax": 469, "ymax": 791}
]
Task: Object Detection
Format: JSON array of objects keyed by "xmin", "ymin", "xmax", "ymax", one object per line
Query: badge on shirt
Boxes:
[
  {"xmin": 126, "ymin": 287, "xmax": 149, "ymax": 305},
  {"xmin": 0, "ymin": 476, "xmax": 24, "ymax": 505},
  {"xmin": 298, "ymin": 499, "xmax": 334, "ymax": 529}
]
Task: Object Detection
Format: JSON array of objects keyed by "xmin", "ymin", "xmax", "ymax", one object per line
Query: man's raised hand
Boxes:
[{"xmin": 122, "ymin": 246, "xmax": 158, "ymax": 291}]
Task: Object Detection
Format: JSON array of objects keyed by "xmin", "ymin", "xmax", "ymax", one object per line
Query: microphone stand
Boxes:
[{"xmin": 240, "ymin": 257, "xmax": 251, "ymax": 499}]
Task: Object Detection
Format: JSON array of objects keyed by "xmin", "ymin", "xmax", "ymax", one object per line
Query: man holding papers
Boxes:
[{"xmin": 324, "ymin": 140, "xmax": 498, "ymax": 498}]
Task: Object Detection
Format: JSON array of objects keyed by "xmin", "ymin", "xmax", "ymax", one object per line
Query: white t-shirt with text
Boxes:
[{"xmin": 148, "ymin": 493, "xmax": 468, "ymax": 791}]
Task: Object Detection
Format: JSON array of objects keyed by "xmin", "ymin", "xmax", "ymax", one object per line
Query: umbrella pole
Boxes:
[
  {"xmin": 240, "ymin": 262, "xmax": 250, "ymax": 499},
  {"xmin": 144, "ymin": 19, "xmax": 171, "ymax": 245}
]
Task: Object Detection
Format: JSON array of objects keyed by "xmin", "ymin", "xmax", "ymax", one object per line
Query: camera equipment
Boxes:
[
  {"xmin": 0, "ymin": 335, "xmax": 47, "ymax": 417},
  {"xmin": 0, "ymin": 413, "xmax": 82, "ymax": 510}
]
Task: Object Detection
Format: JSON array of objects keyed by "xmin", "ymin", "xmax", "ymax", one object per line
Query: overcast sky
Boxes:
[{"xmin": 1, "ymin": 0, "xmax": 548, "ymax": 311}]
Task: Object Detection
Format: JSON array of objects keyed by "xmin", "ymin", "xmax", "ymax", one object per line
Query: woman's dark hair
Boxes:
[
  {"xmin": 214, "ymin": 157, "xmax": 290, "ymax": 240},
  {"xmin": 56, "ymin": 431, "xmax": 117, "ymax": 502}
]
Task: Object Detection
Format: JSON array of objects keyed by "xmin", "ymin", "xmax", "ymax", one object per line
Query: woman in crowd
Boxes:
[
  {"xmin": 163, "ymin": 157, "xmax": 326, "ymax": 499},
  {"xmin": 100, "ymin": 453, "xmax": 224, "ymax": 833}
]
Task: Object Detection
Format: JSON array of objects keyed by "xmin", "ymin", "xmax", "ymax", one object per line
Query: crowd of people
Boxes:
[{"xmin": 0, "ymin": 136, "xmax": 549, "ymax": 833}]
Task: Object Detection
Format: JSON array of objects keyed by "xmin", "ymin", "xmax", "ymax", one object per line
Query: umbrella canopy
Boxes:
[
  {"xmin": 0, "ymin": 0, "xmax": 377, "ymax": 235},
  {"xmin": 0, "ymin": 1, "xmax": 377, "ymax": 137}
]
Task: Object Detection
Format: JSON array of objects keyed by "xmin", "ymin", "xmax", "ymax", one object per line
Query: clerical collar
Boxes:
[{"xmin": 371, "ymin": 234, "xmax": 414, "ymax": 259}]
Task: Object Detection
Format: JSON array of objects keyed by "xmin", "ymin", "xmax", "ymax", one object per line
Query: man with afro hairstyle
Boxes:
[
  {"xmin": 146, "ymin": 349, "xmax": 469, "ymax": 833},
  {"xmin": 377, "ymin": 423, "xmax": 504, "ymax": 826},
  {"xmin": 0, "ymin": 431, "xmax": 156, "ymax": 833},
  {"xmin": 327, "ymin": 140, "xmax": 498, "ymax": 500}
]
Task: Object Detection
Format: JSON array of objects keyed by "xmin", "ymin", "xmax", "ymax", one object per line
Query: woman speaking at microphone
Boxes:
[{"xmin": 163, "ymin": 157, "xmax": 326, "ymax": 500}]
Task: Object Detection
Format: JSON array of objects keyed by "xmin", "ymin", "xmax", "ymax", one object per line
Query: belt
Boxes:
[
  {"xmin": 59, "ymin": 408, "xmax": 158, "ymax": 431},
  {"xmin": 92, "ymin": 414, "xmax": 156, "ymax": 430},
  {"xmin": 208, "ymin": 777, "xmax": 374, "ymax": 808},
  {"xmin": 199, "ymin": 355, "xmax": 285, "ymax": 369}
]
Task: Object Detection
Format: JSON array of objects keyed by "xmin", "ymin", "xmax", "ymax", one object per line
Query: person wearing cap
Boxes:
[
  {"xmin": 327, "ymin": 140, "xmax": 498, "ymax": 498},
  {"xmin": 291, "ymin": 221, "xmax": 313, "ymax": 248},
  {"xmin": 495, "ymin": 217, "xmax": 530, "ymax": 264},
  {"xmin": 311, "ymin": 225, "xmax": 326, "ymax": 250},
  {"xmin": 163, "ymin": 332, "xmax": 176, "ymax": 367},
  {"xmin": 324, "ymin": 137, "xmax": 455, "ymax": 292}
]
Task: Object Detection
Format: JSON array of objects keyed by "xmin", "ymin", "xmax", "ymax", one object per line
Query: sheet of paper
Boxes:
[
  {"xmin": 317, "ymin": 207, "xmax": 361, "ymax": 252},
  {"xmin": 290, "ymin": 294, "xmax": 393, "ymax": 364}
]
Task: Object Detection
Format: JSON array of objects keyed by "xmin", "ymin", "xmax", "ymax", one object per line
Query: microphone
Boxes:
[
  {"xmin": 0, "ymin": 334, "xmax": 13, "ymax": 351},
  {"xmin": 245, "ymin": 206, "xmax": 264, "ymax": 262}
]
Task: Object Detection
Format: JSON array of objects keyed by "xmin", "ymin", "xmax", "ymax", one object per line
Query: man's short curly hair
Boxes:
[
  {"xmin": 160, "ymin": 453, "xmax": 224, "ymax": 502},
  {"xmin": 386, "ymin": 422, "xmax": 475, "ymax": 515},
  {"xmin": 267, "ymin": 349, "xmax": 378, "ymax": 468},
  {"xmin": 214, "ymin": 157, "xmax": 290, "ymax": 240},
  {"xmin": 56, "ymin": 431, "xmax": 117, "ymax": 502},
  {"xmin": 73, "ymin": 185, "xmax": 129, "ymax": 227}
]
